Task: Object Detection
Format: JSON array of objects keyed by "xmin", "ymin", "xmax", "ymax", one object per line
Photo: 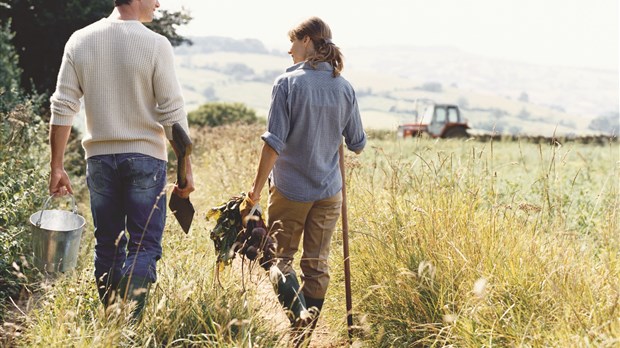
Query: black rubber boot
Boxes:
[
  {"xmin": 293, "ymin": 296, "xmax": 324, "ymax": 348},
  {"xmin": 275, "ymin": 273, "xmax": 307, "ymax": 324},
  {"xmin": 117, "ymin": 275, "xmax": 151, "ymax": 321}
]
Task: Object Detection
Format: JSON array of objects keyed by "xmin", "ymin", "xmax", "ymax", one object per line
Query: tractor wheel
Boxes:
[{"xmin": 443, "ymin": 126, "xmax": 469, "ymax": 138}]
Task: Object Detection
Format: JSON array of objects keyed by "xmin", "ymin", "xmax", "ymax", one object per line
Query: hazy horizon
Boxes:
[{"xmin": 160, "ymin": 0, "xmax": 619, "ymax": 71}]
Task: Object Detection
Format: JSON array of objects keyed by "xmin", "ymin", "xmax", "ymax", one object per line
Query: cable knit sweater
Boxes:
[{"xmin": 50, "ymin": 17, "xmax": 189, "ymax": 161}]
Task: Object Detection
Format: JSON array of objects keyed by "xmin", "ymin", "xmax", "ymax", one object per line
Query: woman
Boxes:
[{"xmin": 248, "ymin": 16, "xmax": 366, "ymax": 345}]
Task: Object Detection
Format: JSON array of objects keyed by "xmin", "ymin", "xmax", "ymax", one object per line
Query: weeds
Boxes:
[{"xmin": 5, "ymin": 126, "xmax": 619, "ymax": 347}]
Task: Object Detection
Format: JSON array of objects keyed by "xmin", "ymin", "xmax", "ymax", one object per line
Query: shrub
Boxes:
[
  {"xmin": 420, "ymin": 81, "xmax": 443, "ymax": 92},
  {"xmin": 0, "ymin": 98, "xmax": 48, "ymax": 321},
  {"xmin": 188, "ymin": 102, "xmax": 259, "ymax": 128},
  {"xmin": 0, "ymin": 20, "xmax": 52, "ymax": 320},
  {"xmin": 0, "ymin": 19, "xmax": 22, "ymax": 111}
]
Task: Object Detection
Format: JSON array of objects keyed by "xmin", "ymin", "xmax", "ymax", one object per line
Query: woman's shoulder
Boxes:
[{"xmin": 272, "ymin": 63, "xmax": 305, "ymax": 85}]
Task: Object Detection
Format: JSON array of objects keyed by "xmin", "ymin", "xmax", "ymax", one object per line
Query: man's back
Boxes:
[
  {"xmin": 50, "ymin": 17, "xmax": 187, "ymax": 161},
  {"xmin": 71, "ymin": 18, "xmax": 162, "ymax": 110}
]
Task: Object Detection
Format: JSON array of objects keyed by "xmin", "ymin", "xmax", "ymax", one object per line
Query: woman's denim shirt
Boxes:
[{"xmin": 262, "ymin": 61, "xmax": 366, "ymax": 202}]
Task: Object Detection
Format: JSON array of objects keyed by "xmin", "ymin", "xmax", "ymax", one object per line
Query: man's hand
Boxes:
[
  {"xmin": 49, "ymin": 125, "xmax": 73, "ymax": 196},
  {"xmin": 49, "ymin": 167, "xmax": 73, "ymax": 196},
  {"xmin": 173, "ymin": 174, "xmax": 194, "ymax": 198},
  {"xmin": 172, "ymin": 156, "xmax": 194, "ymax": 199}
]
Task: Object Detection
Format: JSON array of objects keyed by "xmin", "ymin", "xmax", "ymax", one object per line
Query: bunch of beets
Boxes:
[{"xmin": 237, "ymin": 210, "xmax": 276, "ymax": 271}]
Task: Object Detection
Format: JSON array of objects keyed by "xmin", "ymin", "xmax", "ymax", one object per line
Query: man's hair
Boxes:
[
  {"xmin": 288, "ymin": 17, "xmax": 344, "ymax": 77},
  {"xmin": 114, "ymin": 0, "xmax": 132, "ymax": 6}
]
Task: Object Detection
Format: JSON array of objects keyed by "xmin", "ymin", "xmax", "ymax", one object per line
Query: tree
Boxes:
[
  {"xmin": 588, "ymin": 112, "xmax": 620, "ymax": 135},
  {"xmin": 476, "ymin": 120, "xmax": 505, "ymax": 134},
  {"xmin": 420, "ymin": 82, "xmax": 443, "ymax": 93},
  {"xmin": 147, "ymin": 9, "xmax": 192, "ymax": 47},
  {"xmin": 0, "ymin": 19, "xmax": 22, "ymax": 111},
  {"xmin": 222, "ymin": 63, "xmax": 255, "ymax": 80},
  {"xmin": 491, "ymin": 108, "xmax": 507, "ymax": 119},
  {"xmin": 188, "ymin": 102, "xmax": 259, "ymax": 128},
  {"xmin": 508, "ymin": 125, "xmax": 523, "ymax": 135},
  {"xmin": 517, "ymin": 108, "xmax": 531, "ymax": 120},
  {"xmin": 457, "ymin": 97, "xmax": 469, "ymax": 109},
  {"xmin": 0, "ymin": 0, "xmax": 191, "ymax": 96}
]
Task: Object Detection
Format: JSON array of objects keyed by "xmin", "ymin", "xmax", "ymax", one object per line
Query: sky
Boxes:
[{"xmin": 159, "ymin": 0, "xmax": 619, "ymax": 71}]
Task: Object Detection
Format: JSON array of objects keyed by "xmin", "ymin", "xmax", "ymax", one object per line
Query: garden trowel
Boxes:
[{"xmin": 169, "ymin": 123, "xmax": 194, "ymax": 234}]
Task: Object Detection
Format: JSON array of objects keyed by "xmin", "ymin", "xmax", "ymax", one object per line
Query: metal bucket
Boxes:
[{"xmin": 29, "ymin": 194, "xmax": 86, "ymax": 273}]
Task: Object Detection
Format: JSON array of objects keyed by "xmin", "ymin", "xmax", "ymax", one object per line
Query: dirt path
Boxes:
[{"xmin": 241, "ymin": 262, "xmax": 348, "ymax": 348}]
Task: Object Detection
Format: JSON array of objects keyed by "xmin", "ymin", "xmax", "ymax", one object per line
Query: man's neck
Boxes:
[{"xmin": 109, "ymin": 6, "xmax": 140, "ymax": 21}]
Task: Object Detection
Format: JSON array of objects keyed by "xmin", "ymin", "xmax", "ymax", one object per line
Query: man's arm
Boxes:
[
  {"xmin": 49, "ymin": 125, "xmax": 73, "ymax": 196},
  {"xmin": 168, "ymin": 139, "xmax": 195, "ymax": 199},
  {"xmin": 153, "ymin": 37, "xmax": 188, "ymax": 140}
]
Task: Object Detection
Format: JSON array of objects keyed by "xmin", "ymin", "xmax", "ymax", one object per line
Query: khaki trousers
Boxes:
[{"xmin": 267, "ymin": 186, "xmax": 342, "ymax": 299}]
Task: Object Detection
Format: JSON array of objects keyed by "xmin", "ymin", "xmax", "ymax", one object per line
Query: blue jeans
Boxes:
[{"xmin": 86, "ymin": 153, "xmax": 167, "ymax": 287}]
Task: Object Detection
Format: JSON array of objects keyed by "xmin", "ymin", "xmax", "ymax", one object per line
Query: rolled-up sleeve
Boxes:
[
  {"xmin": 261, "ymin": 131, "xmax": 285, "ymax": 154},
  {"xmin": 261, "ymin": 78, "xmax": 290, "ymax": 155},
  {"xmin": 343, "ymin": 97, "xmax": 367, "ymax": 152}
]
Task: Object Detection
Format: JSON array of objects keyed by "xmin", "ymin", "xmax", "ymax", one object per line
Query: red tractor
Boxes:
[{"xmin": 397, "ymin": 104, "xmax": 470, "ymax": 138}]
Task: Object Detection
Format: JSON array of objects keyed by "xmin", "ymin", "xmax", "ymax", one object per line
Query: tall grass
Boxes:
[
  {"xmin": 9, "ymin": 124, "xmax": 287, "ymax": 347},
  {"xmin": 340, "ymin": 137, "xmax": 619, "ymax": 347},
  {"xmin": 7, "ymin": 125, "xmax": 619, "ymax": 347}
]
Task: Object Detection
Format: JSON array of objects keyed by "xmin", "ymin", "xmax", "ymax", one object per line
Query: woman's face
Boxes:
[{"xmin": 288, "ymin": 36, "xmax": 311, "ymax": 64}]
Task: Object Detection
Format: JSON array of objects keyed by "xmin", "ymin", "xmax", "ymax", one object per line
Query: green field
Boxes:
[{"xmin": 5, "ymin": 124, "xmax": 619, "ymax": 347}]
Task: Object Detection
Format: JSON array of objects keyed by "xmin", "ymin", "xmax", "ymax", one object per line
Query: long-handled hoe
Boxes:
[{"xmin": 339, "ymin": 144, "xmax": 354, "ymax": 344}]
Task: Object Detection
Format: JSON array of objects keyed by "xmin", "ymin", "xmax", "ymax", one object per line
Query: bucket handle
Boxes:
[{"xmin": 35, "ymin": 194, "xmax": 79, "ymax": 227}]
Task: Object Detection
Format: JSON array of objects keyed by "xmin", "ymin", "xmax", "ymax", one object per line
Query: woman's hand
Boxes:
[{"xmin": 248, "ymin": 188, "xmax": 260, "ymax": 204}]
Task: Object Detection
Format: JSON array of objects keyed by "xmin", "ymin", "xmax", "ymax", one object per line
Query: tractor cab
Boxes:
[
  {"xmin": 425, "ymin": 104, "xmax": 469, "ymax": 138},
  {"xmin": 398, "ymin": 103, "xmax": 470, "ymax": 139}
]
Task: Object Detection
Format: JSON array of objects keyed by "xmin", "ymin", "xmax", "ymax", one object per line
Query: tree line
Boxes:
[{"xmin": 0, "ymin": 0, "xmax": 192, "ymax": 97}]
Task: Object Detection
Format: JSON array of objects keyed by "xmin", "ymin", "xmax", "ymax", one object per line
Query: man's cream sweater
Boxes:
[{"xmin": 50, "ymin": 18, "xmax": 189, "ymax": 162}]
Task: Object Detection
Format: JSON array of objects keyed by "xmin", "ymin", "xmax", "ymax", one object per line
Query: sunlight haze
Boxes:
[{"xmin": 160, "ymin": 0, "xmax": 618, "ymax": 71}]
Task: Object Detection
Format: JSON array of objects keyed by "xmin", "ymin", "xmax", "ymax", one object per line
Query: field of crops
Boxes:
[{"xmin": 4, "ymin": 124, "xmax": 618, "ymax": 347}]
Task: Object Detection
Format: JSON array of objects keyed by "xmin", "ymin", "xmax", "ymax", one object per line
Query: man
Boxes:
[{"xmin": 49, "ymin": 0, "xmax": 194, "ymax": 319}]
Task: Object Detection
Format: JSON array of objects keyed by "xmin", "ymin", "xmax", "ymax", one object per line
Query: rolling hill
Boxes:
[{"xmin": 173, "ymin": 36, "xmax": 619, "ymax": 136}]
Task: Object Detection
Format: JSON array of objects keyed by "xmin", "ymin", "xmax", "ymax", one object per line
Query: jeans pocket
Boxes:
[
  {"xmin": 87, "ymin": 158, "xmax": 110, "ymax": 194},
  {"xmin": 127, "ymin": 156, "xmax": 166, "ymax": 190}
]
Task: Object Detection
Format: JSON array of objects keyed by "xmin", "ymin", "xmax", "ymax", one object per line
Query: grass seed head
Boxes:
[{"xmin": 473, "ymin": 277, "xmax": 488, "ymax": 298}]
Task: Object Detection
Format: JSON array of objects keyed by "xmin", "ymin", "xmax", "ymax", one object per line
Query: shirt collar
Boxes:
[{"xmin": 286, "ymin": 61, "xmax": 333, "ymax": 73}]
